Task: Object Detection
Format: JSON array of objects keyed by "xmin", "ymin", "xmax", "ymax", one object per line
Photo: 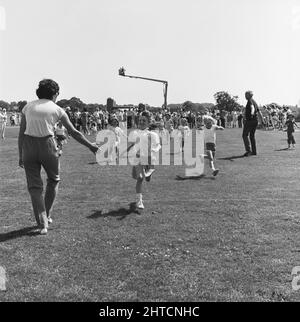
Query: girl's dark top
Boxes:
[{"xmin": 286, "ymin": 119, "xmax": 296, "ymax": 133}]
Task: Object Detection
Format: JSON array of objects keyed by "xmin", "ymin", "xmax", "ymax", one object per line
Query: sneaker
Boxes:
[
  {"xmin": 243, "ymin": 151, "xmax": 251, "ymax": 157},
  {"xmin": 40, "ymin": 228, "xmax": 48, "ymax": 235},
  {"xmin": 48, "ymin": 217, "xmax": 53, "ymax": 224},
  {"xmin": 136, "ymin": 200, "xmax": 145, "ymax": 209},
  {"xmin": 213, "ymin": 169, "xmax": 219, "ymax": 177},
  {"xmin": 145, "ymin": 169, "xmax": 156, "ymax": 182}
]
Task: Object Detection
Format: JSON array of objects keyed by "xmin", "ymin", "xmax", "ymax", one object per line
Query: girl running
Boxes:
[
  {"xmin": 127, "ymin": 111, "xmax": 161, "ymax": 209},
  {"xmin": 203, "ymin": 117, "xmax": 224, "ymax": 176}
]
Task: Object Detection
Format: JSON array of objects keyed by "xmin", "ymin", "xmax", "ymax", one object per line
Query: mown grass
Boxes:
[{"xmin": 1, "ymin": 126, "xmax": 300, "ymax": 302}]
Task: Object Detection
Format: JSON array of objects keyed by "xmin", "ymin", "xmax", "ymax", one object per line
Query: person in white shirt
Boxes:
[
  {"xmin": 55, "ymin": 121, "xmax": 68, "ymax": 156},
  {"xmin": 18, "ymin": 79, "xmax": 98, "ymax": 235},
  {"xmin": 178, "ymin": 118, "xmax": 191, "ymax": 151},
  {"xmin": 127, "ymin": 111, "xmax": 161, "ymax": 209},
  {"xmin": 0, "ymin": 108, "xmax": 7, "ymax": 139},
  {"xmin": 106, "ymin": 117, "xmax": 127, "ymax": 163},
  {"xmin": 203, "ymin": 117, "xmax": 224, "ymax": 176}
]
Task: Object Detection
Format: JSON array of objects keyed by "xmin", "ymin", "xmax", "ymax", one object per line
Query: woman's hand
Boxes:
[{"xmin": 89, "ymin": 144, "xmax": 99, "ymax": 154}]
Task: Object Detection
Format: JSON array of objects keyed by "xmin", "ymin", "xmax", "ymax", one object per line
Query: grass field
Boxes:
[{"xmin": 1, "ymin": 126, "xmax": 300, "ymax": 302}]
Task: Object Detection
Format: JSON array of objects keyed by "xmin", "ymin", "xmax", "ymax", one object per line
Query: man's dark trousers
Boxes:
[{"xmin": 243, "ymin": 119, "xmax": 258, "ymax": 154}]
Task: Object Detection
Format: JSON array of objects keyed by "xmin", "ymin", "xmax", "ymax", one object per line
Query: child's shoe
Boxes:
[
  {"xmin": 213, "ymin": 169, "xmax": 219, "ymax": 177},
  {"xmin": 145, "ymin": 169, "xmax": 155, "ymax": 182},
  {"xmin": 136, "ymin": 200, "xmax": 145, "ymax": 209},
  {"xmin": 40, "ymin": 228, "xmax": 48, "ymax": 235}
]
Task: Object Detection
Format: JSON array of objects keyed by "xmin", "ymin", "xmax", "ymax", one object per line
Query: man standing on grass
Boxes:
[{"xmin": 242, "ymin": 91, "xmax": 264, "ymax": 156}]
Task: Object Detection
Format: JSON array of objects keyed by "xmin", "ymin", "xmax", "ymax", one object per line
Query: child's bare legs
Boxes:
[
  {"xmin": 136, "ymin": 178, "xmax": 143, "ymax": 194},
  {"xmin": 133, "ymin": 165, "xmax": 145, "ymax": 209},
  {"xmin": 144, "ymin": 156, "xmax": 155, "ymax": 181},
  {"xmin": 206, "ymin": 150, "xmax": 219, "ymax": 176},
  {"xmin": 207, "ymin": 150, "xmax": 215, "ymax": 171},
  {"xmin": 136, "ymin": 177, "xmax": 144, "ymax": 209},
  {"xmin": 57, "ymin": 140, "xmax": 63, "ymax": 156}
]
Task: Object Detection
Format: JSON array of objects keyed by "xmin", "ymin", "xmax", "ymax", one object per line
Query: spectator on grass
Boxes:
[
  {"xmin": 0, "ymin": 108, "xmax": 7, "ymax": 139},
  {"xmin": 232, "ymin": 111, "xmax": 238, "ymax": 128},
  {"xmin": 18, "ymin": 79, "xmax": 98, "ymax": 235},
  {"xmin": 81, "ymin": 107, "xmax": 90, "ymax": 135},
  {"xmin": 237, "ymin": 111, "xmax": 243, "ymax": 128},
  {"xmin": 220, "ymin": 110, "xmax": 226, "ymax": 128},
  {"xmin": 242, "ymin": 91, "xmax": 264, "ymax": 156},
  {"xmin": 74, "ymin": 109, "xmax": 81, "ymax": 131},
  {"xmin": 285, "ymin": 114, "xmax": 299, "ymax": 149}
]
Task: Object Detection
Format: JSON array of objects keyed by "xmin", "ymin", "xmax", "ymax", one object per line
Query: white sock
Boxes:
[{"xmin": 137, "ymin": 193, "xmax": 142, "ymax": 201}]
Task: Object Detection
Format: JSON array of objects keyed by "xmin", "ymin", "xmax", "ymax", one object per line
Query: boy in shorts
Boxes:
[
  {"xmin": 55, "ymin": 121, "xmax": 68, "ymax": 156},
  {"xmin": 128, "ymin": 112, "xmax": 161, "ymax": 209},
  {"xmin": 203, "ymin": 117, "xmax": 224, "ymax": 176}
]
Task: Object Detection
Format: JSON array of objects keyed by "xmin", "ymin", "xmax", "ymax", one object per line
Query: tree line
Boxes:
[{"xmin": 1, "ymin": 91, "xmax": 297, "ymax": 115}]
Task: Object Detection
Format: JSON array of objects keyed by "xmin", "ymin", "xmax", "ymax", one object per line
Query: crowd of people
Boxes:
[
  {"xmin": 261, "ymin": 104, "xmax": 293, "ymax": 131},
  {"xmin": 58, "ymin": 104, "xmax": 297, "ymax": 136},
  {"xmin": 60, "ymin": 106, "xmax": 245, "ymax": 135},
  {"xmin": 1, "ymin": 102, "xmax": 296, "ymax": 138},
  {"xmin": 1, "ymin": 78, "xmax": 296, "ymax": 235}
]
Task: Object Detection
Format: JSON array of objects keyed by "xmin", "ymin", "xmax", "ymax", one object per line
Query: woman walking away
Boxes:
[{"xmin": 18, "ymin": 79, "xmax": 98, "ymax": 235}]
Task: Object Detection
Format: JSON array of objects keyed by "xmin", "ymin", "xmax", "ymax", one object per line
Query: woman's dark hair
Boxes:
[{"xmin": 36, "ymin": 79, "xmax": 60, "ymax": 100}]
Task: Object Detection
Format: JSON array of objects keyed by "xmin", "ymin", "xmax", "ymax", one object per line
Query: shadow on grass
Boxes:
[
  {"xmin": 218, "ymin": 155, "xmax": 245, "ymax": 162},
  {"xmin": 274, "ymin": 148, "xmax": 290, "ymax": 151},
  {"xmin": 0, "ymin": 226, "xmax": 41, "ymax": 242},
  {"xmin": 88, "ymin": 162, "xmax": 98, "ymax": 165},
  {"xmin": 175, "ymin": 174, "xmax": 215, "ymax": 181},
  {"xmin": 88, "ymin": 202, "xmax": 140, "ymax": 220}
]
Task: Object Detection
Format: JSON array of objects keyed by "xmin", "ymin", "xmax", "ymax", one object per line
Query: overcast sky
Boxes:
[{"xmin": 0, "ymin": 0, "xmax": 300, "ymax": 107}]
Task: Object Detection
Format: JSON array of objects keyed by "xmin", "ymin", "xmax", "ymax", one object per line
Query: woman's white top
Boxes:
[{"xmin": 22, "ymin": 99, "xmax": 66, "ymax": 137}]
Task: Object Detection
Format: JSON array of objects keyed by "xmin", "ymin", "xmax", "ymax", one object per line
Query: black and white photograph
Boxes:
[{"xmin": 1, "ymin": 0, "xmax": 300, "ymax": 308}]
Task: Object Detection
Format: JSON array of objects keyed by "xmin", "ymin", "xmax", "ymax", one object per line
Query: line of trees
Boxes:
[
  {"xmin": 56, "ymin": 97, "xmax": 105, "ymax": 112},
  {"xmin": 0, "ymin": 100, "xmax": 27, "ymax": 112},
  {"xmin": 1, "ymin": 92, "xmax": 298, "ymax": 116}
]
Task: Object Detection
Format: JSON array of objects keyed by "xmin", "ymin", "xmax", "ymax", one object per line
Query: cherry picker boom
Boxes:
[{"xmin": 118, "ymin": 67, "xmax": 168, "ymax": 109}]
